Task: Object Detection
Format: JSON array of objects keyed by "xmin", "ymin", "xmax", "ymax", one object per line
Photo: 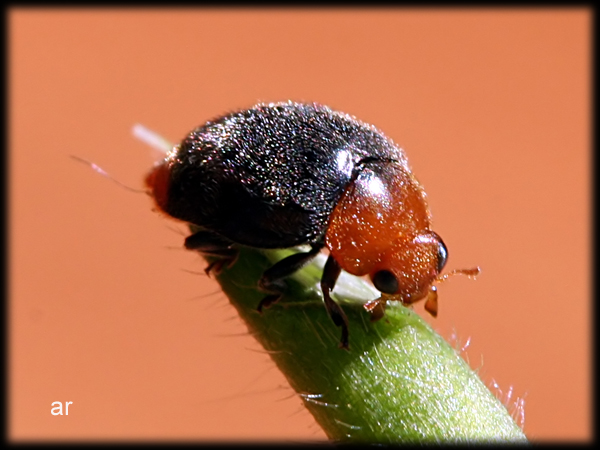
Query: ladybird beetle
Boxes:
[{"xmin": 145, "ymin": 101, "xmax": 452, "ymax": 349}]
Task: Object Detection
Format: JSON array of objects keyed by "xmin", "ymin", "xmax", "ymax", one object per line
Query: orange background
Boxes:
[{"xmin": 9, "ymin": 8, "xmax": 590, "ymax": 442}]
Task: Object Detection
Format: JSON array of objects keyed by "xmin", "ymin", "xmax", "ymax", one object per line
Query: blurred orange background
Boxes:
[{"xmin": 9, "ymin": 8, "xmax": 590, "ymax": 442}]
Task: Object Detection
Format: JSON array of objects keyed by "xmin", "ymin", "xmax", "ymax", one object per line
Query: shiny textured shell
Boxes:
[{"xmin": 153, "ymin": 101, "xmax": 409, "ymax": 248}]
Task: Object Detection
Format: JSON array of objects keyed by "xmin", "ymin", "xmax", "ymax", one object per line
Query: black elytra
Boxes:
[{"xmin": 147, "ymin": 101, "xmax": 412, "ymax": 349}]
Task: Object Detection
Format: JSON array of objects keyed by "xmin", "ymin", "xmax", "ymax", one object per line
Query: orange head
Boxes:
[
  {"xmin": 369, "ymin": 230, "xmax": 448, "ymax": 301},
  {"xmin": 325, "ymin": 163, "xmax": 447, "ymax": 306}
]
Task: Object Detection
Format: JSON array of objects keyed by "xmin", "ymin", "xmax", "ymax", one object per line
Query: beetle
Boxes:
[{"xmin": 145, "ymin": 101, "xmax": 451, "ymax": 349}]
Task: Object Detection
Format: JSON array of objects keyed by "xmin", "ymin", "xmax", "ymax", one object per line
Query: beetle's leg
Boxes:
[
  {"xmin": 257, "ymin": 243, "xmax": 324, "ymax": 312},
  {"xmin": 364, "ymin": 298, "xmax": 387, "ymax": 322},
  {"xmin": 184, "ymin": 230, "xmax": 238, "ymax": 276},
  {"xmin": 321, "ymin": 254, "xmax": 350, "ymax": 349},
  {"xmin": 424, "ymin": 286, "xmax": 439, "ymax": 317}
]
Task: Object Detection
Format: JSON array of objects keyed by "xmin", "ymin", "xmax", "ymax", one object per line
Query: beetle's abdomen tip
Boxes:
[{"xmin": 145, "ymin": 161, "xmax": 171, "ymax": 213}]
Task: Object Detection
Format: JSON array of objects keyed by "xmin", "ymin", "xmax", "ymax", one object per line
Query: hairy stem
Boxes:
[{"xmin": 200, "ymin": 240, "xmax": 527, "ymax": 443}]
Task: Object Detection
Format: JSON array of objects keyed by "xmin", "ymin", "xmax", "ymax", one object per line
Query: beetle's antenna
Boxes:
[
  {"xmin": 70, "ymin": 155, "xmax": 146, "ymax": 194},
  {"xmin": 436, "ymin": 267, "xmax": 481, "ymax": 284}
]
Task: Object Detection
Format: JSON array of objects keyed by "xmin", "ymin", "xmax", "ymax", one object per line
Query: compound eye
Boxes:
[
  {"xmin": 437, "ymin": 239, "xmax": 448, "ymax": 273},
  {"xmin": 372, "ymin": 270, "xmax": 399, "ymax": 294}
]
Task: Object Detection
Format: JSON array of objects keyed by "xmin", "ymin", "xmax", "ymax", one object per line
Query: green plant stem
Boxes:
[{"xmin": 201, "ymin": 241, "xmax": 526, "ymax": 443}]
